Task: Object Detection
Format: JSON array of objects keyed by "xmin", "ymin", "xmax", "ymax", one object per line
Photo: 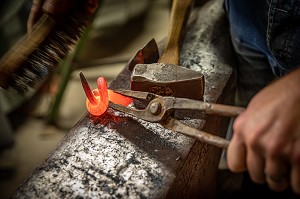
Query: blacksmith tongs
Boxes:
[{"xmin": 109, "ymin": 90, "xmax": 245, "ymax": 149}]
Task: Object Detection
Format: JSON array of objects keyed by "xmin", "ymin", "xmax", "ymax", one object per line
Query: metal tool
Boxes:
[{"xmin": 109, "ymin": 90, "xmax": 245, "ymax": 149}]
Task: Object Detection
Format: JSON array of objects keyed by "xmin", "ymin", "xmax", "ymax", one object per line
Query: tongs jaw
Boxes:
[
  {"xmin": 109, "ymin": 90, "xmax": 174, "ymax": 122},
  {"xmin": 112, "ymin": 90, "xmax": 158, "ymax": 101}
]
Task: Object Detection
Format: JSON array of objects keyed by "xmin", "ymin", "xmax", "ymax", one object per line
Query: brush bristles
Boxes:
[{"xmin": 6, "ymin": 10, "xmax": 93, "ymax": 94}]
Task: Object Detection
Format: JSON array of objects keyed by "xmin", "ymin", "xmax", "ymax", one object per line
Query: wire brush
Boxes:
[{"xmin": 0, "ymin": 1, "xmax": 97, "ymax": 93}]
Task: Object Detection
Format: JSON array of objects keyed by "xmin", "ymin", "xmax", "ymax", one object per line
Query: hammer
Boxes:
[{"xmin": 130, "ymin": 0, "xmax": 205, "ymax": 100}]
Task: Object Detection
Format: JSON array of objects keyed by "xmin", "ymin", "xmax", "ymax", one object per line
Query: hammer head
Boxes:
[{"xmin": 130, "ymin": 63, "xmax": 205, "ymax": 100}]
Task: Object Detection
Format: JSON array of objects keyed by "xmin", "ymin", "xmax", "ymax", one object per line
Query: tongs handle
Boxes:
[
  {"xmin": 172, "ymin": 98, "xmax": 245, "ymax": 117},
  {"xmin": 205, "ymin": 103, "xmax": 245, "ymax": 117},
  {"xmin": 162, "ymin": 117, "xmax": 230, "ymax": 149},
  {"xmin": 162, "ymin": 99, "xmax": 245, "ymax": 149}
]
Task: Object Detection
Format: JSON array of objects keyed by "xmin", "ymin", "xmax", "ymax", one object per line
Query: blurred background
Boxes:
[{"xmin": 0, "ymin": 0, "xmax": 171, "ymax": 198}]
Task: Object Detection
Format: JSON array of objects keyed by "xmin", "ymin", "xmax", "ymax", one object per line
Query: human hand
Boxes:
[
  {"xmin": 27, "ymin": 0, "xmax": 99, "ymax": 33},
  {"xmin": 227, "ymin": 67, "xmax": 300, "ymax": 194}
]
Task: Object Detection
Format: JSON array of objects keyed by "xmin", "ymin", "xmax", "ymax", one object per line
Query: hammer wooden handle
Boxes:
[{"xmin": 158, "ymin": 0, "xmax": 193, "ymax": 65}]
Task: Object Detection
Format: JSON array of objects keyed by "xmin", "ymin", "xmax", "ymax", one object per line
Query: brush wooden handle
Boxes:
[
  {"xmin": 0, "ymin": 14, "xmax": 55, "ymax": 88},
  {"xmin": 158, "ymin": 0, "xmax": 193, "ymax": 65}
]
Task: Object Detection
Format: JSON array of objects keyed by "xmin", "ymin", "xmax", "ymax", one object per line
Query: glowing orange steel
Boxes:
[{"xmin": 80, "ymin": 72, "xmax": 133, "ymax": 116}]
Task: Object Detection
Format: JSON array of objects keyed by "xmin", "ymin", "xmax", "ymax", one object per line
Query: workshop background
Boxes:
[
  {"xmin": 2, "ymin": 0, "xmax": 300, "ymax": 198},
  {"xmin": 0, "ymin": 0, "xmax": 171, "ymax": 198}
]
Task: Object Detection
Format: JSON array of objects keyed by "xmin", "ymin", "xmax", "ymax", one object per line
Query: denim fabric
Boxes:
[
  {"xmin": 268, "ymin": 0, "xmax": 300, "ymax": 76},
  {"xmin": 224, "ymin": 0, "xmax": 276, "ymax": 106},
  {"xmin": 225, "ymin": 0, "xmax": 300, "ymax": 77}
]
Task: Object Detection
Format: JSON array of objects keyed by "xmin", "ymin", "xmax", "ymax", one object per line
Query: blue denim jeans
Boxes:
[{"xmin": 224, "ymin": 0, "xmax": 300, "ymax": 106}]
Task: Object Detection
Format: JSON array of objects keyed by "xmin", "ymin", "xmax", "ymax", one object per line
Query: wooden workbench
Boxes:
[{"xmin": 12, "ymin": 0, "xmax": 237, "ymax": 198}]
